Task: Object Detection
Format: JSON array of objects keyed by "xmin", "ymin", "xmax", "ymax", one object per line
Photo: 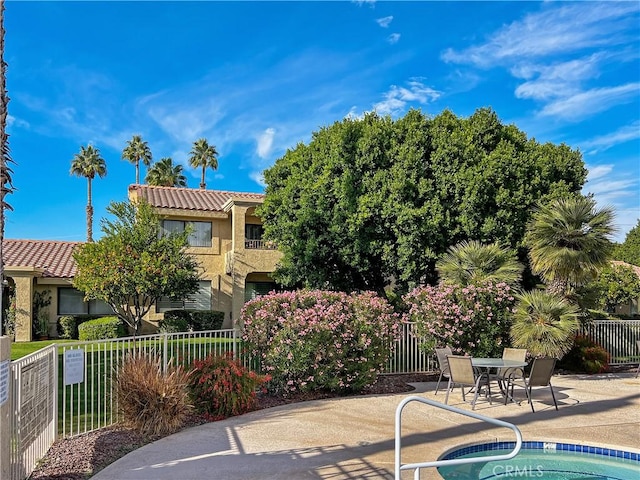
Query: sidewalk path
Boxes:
[{"xmin": 92, "ymin": 373, "xmax": 640, "ymax": 480}]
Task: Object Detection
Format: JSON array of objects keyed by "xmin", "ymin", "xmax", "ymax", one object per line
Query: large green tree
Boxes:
[
  {"xmin": 146, "ymin": 157, "xmax": 187, "ymax": 187},
  {"xmin": 188, "ymin": 138, "xmax": 218, "ymax": 189},
  {"xmin": 525, "ymin": 194, "xmax": 615, "ymax": 297},
  {"xmin": 122, "ymin": 134, "xmax": 152, "ymax": 185},
  {"xmin": 70, "ymin": 145, "xmax": 107, "ymax": 242},
  {"xmin": 259, "ymin": 108, "xmax": 587, "ymax": 294},
  {"xmin": 589, "ymin": 263, "xmax": 640, "ymax": 313},
  {"xmin": 72, "ymin": 200, "xmax": 200, "ymax": 334},
  {"xmin": 614, "ymin": 220, "xmax": 640, "ymax": 266}
]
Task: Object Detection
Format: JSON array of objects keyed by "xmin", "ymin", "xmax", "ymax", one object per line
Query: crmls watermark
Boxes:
[{"xmin": 492, "ymin": 465, "xmax": 545, "ymax": 477}]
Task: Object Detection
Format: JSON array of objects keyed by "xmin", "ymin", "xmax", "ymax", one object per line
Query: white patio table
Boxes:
[{"xmin": 471, "ymin": 357, "xmax": 529, "ymax": 404}]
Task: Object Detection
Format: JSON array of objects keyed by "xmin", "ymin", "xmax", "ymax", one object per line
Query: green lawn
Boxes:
[{"xmin": 10, "ymin": 339, "xmax": 78, "ymax": 360}]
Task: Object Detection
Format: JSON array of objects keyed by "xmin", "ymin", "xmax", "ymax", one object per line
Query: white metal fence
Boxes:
[
  {"xmin": 580, "ymin": 319, "xmax": 640, "ymax": 365},
  {"xmin": 7, "ymin": 319, "xmax": 640, "ymax": 480},
  {"xmin": 9, "ymin": 345, "xmax": 57, "ymax": 480}
]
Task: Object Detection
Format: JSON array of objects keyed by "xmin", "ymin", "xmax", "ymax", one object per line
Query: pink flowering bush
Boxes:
[
  {"xmin": 403, "ymin": 282, "xmax": 516, "ymax": 357},
  {"xmin": 240, "ymin": 290, "xmax": 401, "ymax": 395}
]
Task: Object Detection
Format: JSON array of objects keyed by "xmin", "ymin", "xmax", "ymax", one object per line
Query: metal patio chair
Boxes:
[
  {"xmin": 434, "ymin": 346, "xmax": 452, "ymax": 394},
  {"xmin": 444, "ymin": 355, "xmax": 492, "ymax": 410},
  {"xmin": 506, "ymin": 356, "xmax": 558, "ymax": 412}
]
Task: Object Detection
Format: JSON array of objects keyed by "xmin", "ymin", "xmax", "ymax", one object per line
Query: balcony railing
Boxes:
[{"xmin": 244, "ymin": 239, "xmax": 278, "ymax": 250}]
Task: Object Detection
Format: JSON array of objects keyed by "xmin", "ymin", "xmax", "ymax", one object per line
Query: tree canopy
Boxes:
[
  {"xmin": 259, "ymin": 108, "xmax": 587, "ymax": 294},
  {"xmin": 72, "ymin": 199, "xmax": 201, "ymax": 334},
  {"xmin": 614, "ymin": 219, "xmax": 640, "ymax": 266}
]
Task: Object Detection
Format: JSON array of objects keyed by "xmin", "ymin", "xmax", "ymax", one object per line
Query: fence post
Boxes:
[
  {"xmin": 0, "ymin": 336, "xmax": 10, "ymax": 480},
  {"xmin": 162, "ymin": 332, "xmax": 168, "ymax": 373}
]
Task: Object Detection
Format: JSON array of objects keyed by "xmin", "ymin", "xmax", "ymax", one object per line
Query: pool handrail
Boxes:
[{"xmin": 395, "ymin": 395, "xmax": 523, "ymax": 480}]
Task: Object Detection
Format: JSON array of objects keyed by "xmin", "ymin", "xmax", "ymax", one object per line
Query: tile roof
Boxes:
[
  {"xmin": 129, "ymin": 185, "xmax": 265, "ymax": 212},
  {"xmin": 3, "ymin": 239, "xmax": 81, "ymax": 278}
]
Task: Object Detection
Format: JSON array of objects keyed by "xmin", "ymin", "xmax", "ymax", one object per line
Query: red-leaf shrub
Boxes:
[{"xmin": 188, "ymin": 353, "xmax": 270, "ymax": 420}]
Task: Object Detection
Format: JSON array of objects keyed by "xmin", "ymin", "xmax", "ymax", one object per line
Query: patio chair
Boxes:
[
  {"xmin": 636, "ymin": 340, "xmax": 640, "ymax": 379},
  {"xmin": 493, "ymin": 348, "xmax": 527, "ymax": 395},
  {"xmin": 434, "ymin": 346, "xmax": 453, "ymax": 394},
  {"xmin": 444, "ymin": 355, "xmax": 492, "ymax": 410},
  {"xmin": 506, "ymin": 357, "xmax": 558, "ymax": 412}
]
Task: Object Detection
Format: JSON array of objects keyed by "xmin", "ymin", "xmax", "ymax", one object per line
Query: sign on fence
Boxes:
[{"xmin": 64, "ymin": 349, "xmax": 84, "ymax": 386}]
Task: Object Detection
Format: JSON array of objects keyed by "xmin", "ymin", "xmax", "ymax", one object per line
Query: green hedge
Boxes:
[
  {"xmin": 57, "ymin": 314, "xmax": 104, "ymax": 339},
  {"xmin": 78, "ymin": 316, "xmax": 127, "ymax": 341},
  {"xmin": 159, "ymin": 310, "xmax": 225, "ymax": 333}
]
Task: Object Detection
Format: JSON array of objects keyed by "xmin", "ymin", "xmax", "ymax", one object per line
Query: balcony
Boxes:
[{"xmin": 244, "ymin": 239, "xmax": 278, "ymax": 250}]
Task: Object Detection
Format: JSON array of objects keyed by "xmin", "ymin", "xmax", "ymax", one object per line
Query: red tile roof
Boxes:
[
  {"xmin": 129, "ymin": 185, "xmax": 264, "ymax": 212},
  {"xmin": 3, "ymin": 239, "xmax": 81, "ymax": 278}
]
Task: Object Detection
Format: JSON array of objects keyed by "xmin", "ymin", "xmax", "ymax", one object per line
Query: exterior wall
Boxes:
[{"xmin": 139, "ymin": 202, "xmax": 281, "ymax": 330}]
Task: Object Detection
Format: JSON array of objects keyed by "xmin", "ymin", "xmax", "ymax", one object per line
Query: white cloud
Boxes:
[
  {"xmin": 584, "ymin": 163, "xmax": 639, "ymax": 242},
  {"xmin": 581, "ymin": 121, "xmax": 640, "ymax": 153},
  {"xmin": 376, "ymin": 16, "xmax": 393, "ymax": 28},
  {"xmin": 7, "ymin": 114, "xmax": 30, "ymax": 129},
  {"xmin": 539, "ymin": 83, "xmax": 639, "ymax": 120},
  {"xmin": 352, "ymin": 0, "xmax": 376, "ymax": 7},
  {"xmin": 373, "ymin": 79, "xmax": 440, "ymax": 116},
  {"xmin": 441, "ymin": 3, "xmax": 639, "ymax": 67},
  {"xmin": 256, "ymin": 128, "xmax": 276, "ymax": 159},
  {"xmin": 387, "ymin": 33, "xmax": 401, "ymax": 45},
  {"xmin": 512, "ymin": 53, "xmax": 605, "ymax": 101}
]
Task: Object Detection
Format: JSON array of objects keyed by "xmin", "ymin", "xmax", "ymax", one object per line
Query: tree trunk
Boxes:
[
  {"xmin": 200, "ymin": 166, "xmax": 206, "ymax": 189},
  {"xmin": 135, "ymin": 160, "xmax": 140, "ymax": 185},
  {"xmin": 0, "ymin": 0, "xmax": 9, "ymax": 332},
  {"xmin": 86, "ymin": 178, "xmax": 93, "ymax": 242}
]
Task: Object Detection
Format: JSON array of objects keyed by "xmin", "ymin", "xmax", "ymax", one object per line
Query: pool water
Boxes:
[{"xmin": 437, "ymin": 442, "xmax": 640, "ymax": 480}]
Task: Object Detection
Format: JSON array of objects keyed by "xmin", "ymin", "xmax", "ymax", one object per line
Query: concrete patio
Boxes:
[{"xmin": 92, "ymin": 372, "xmax": 640, "ymax": 480}]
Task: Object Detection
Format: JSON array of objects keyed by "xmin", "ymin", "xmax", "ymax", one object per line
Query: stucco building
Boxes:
[{"xmin": 2, "ymin": 185, "xmax": 282, "ymax": 340}]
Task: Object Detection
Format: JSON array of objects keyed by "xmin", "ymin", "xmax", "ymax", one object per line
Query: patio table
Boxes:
[{"xmin": 471, "ymin": 358, "xmax": 528, "ymax": 404}]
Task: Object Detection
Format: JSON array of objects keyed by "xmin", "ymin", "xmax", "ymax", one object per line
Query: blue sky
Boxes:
[{"xmin": 5, "ymin": 1, "xmax": 639, "ymax": 243}]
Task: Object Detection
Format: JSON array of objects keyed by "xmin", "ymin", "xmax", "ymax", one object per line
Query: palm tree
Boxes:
[
  {"xmin": 525, "ymin": 194, "xmax": 616, "ymax": 297},
  {"xmin": 122, "ymin": 134, "xmax": 152, "ymax": 184},
  {"xmin": 70, "ymin": 145, "xmax": 107, "ymax": 242},
  {"xmin": 436, "ymin": 240, "xmax": 523, "ymax": 286},
  {"xmin": 510, "ymin": 290, "xmax": 580, "ymax": 359},
  {"xmin": 188, "ymin": 138, "xmax": 218, "ymax": 189},
  {"xmin": 146, "ymin": 157, "xmax": 187, "ymax": 187},
  {"xmin": 0, "ymin": 0, "xmax": 16, "ymax": 334}
]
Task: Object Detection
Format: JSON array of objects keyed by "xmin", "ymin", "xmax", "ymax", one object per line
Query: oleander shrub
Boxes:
[
  {"xmin": 404, "ymin": 281, "xmax": 517, "ymax": 358},
  {"xmin": 78, "ymin": 316, "xmax": 127, "ymax": 341},
  {"xmin": 241, "ymin": 290, "xmax": 401, "ymax": 396},
  {"xmin": 116, "ymin": 354, "xmax": 193, "ymax": 435},
  {"xmin": 558, "ymin": 335, "xmax": 610, "ymax": 374},
  {"xmin": 188, "ymin": 353, "xmax": 270, "ymax": 420}
]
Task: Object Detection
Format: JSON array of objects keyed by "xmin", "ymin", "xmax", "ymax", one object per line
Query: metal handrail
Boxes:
[{"xmin": 395, "ymin": 395, "xmax": 523, "ymax": 480}]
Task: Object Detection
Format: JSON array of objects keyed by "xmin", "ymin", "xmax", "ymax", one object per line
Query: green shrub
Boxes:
[
  {"xmin": 57, "ymin": 316, "xmax": 77, "ymax": 339},
  {"xmin": 116, "ymin": 354, "xmax": 193, "ymax": 435},
  {"xmin": 559, "ymin": 335, "xmax": 610, "ymax": 374},
  {"xmin": 188, "ymin": 353, "xmax": 269, "ymax": 420},
  {"xmin": 57, "ymin": 314, "xmax": 104, "ymax": 339},
  {"xmin": 158, "ymin": 313, "xmax": 190, "ymax": 333},
  {"xmin": 241, "ymin": 290, "xmax": 401, "ymax": 396},
  {"xmin": 190, "ymin": 310, "xmax": 224, "ymax": 331},
  {"xmin": 160, "ymin": 309, "xmax": 225, "ymax": 333},
  {"xmin": 78, "ymin": 316, "xmax": 127, "ymax": 341}
]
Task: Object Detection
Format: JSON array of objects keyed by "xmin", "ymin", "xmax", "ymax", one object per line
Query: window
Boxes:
[
  {"xmin": 245, "ymin": 224, "xmax": 264, "ymax": 240},
  {"xmin": 161, "ymin": 220, "xmax": 212, "ymax": 247},
  {"xmin": 244, "ymin": 282, "xmax": 276, "ymax": 303},
  {"xmin": 245, "ymin": 224, "xmax": 265, "ymax": 249},
  {"xmin": 156, "ymin": 281, "xmax": 212, "ymax": 313},
  {"xmin": 58, "ymin": 288, "xmax": 114, "ymax": 315}
]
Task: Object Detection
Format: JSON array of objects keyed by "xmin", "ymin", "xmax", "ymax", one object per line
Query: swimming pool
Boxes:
[{"xmin": 437, "ymin": 441, "xmax": 640, "ymax": 480}]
